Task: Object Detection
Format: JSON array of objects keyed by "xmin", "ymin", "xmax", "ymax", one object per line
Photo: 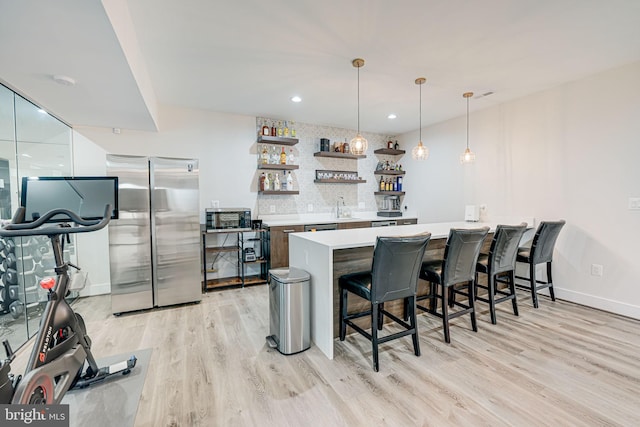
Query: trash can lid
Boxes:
[{"xmin": 269, "ymin": 267, "xmax": 310, "ymax": 283}]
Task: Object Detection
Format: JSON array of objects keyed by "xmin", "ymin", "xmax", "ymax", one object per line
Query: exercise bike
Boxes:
[{"xmin": 0, "ymin": 204, "xmax": 136, "ymax": 404}]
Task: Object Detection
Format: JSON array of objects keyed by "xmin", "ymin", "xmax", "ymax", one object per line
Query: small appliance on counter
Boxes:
[
  {"xmin": 465, "ymin": 205, "xmax": 480, "ymax": 222},
  {"xmin": 205, "ymin": 208, "xmax": 252, "ymax": 231},
  {"xmin": 377, "ymin": 195, "xmax": 402, "ymax": 217}
]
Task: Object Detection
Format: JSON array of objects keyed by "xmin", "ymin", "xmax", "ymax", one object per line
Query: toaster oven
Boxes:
[{"xmin": 206, "ymin": 208, "xmax": 252, "ymax": 231}]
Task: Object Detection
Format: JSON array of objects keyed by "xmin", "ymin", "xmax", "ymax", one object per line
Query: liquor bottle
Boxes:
[
  {"xmin": 284, "ymin": 121, "xmax": 289, "ymax": 137},
  {"xmin": 280, "ymin": 146, "xmax": 287, "ymax": 164},
  {"xmin": 394, "ymin": 140, "xmax": 400, "ymax": 150},
  {"xmin": 393, "ymin": 178, "xmax": 398, "ymax": 192},
  {"xmin": 286, "ymin": 171, "xmax": 293, "ymax": 191},
  {"xmin": 277, "ymin": 121, "xmax": 283, "ymax": 137},
  {"xmin": 261, "ymin": 145, "xmax": 268, "ymax": 164},
  {"xmin": 397, "ymin": 175, "xmax": 403, "ymax": 191},
  {"xmin": 386, "ymin": 179, "xmax": 391, "ymax": 191},
  {"xmin": 288, "ymin": 148, "xmax": 295, "ymax": 165},
  {"xmin": 264, "ymin": 173, "xmax": 271, "ymax": 191},
  {"xmin": 291, "ymin": 121, "xmax": 296, "ymax": 138},
  {"xmin": 274, "ymin": 173, "xmax": 280, "ymax": 191},
  {"xmin": 380, "ymin": 176, "xmax": 385, "ymax": 191},
  {"xmin": 270, "ymin": 146, "xmax": 278, "ymax": 164},
  {"xmin": 261, "ymin": 120, "xmax": 270, "ymax": 137},
  {"xmin": 259, "ymin": 173, "xmax": 266, "ymax": 191},
  {"xmin": 271, "ymin": 122, "xmax": 276, "ymax": 136}
]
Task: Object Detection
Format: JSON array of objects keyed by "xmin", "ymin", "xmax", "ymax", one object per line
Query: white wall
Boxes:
[
  {"xmin": 76, "ymin": 105, "xmax": 259, "ymax": 221},
  {"xmin": 72, "ymin": 131, "xmax": 110, "ymax": 296},
  {"xmin": 399, "ymin": 61, "xmax": 640, "ymax": 319},
  {"xmin": 72, "ymin": 62, "xmax": 640, "ymax": 319}
]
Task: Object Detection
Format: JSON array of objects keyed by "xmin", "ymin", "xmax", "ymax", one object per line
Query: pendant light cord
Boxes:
[
  {"xmin": 466, "ymin": 96, "xmax": 470, "ymax": 149},
  {"xmin": 419, "ymin": 82, "xmax": 422, "ymax": 141},
  {"xmin": 357, "ymin": 66, "xmax": 360, "ymax": 134}
]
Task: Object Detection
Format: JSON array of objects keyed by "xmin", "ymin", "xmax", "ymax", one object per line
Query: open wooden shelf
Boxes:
[
  {"xmin": 204, "ymin": 276, "xmax": 243, "ymax": 289},
  {"xmin": 374, "ymin": 148, "xmax": 406, "ymax": 155},
  {"xmin": 374, "ymin": 170, "xmax": 406, "ymax": 175},
  {"xmin": 258, "ymin": 164, "xmax": 299, "ymax": 170},
  {"xmin": 243, "ymin": 275, "xmax": 268, "ymax": 286},
  {"xmin": 258, "ymin": 135, "xmax": 299, "ymax": 145},
  {"xmin": 205, "ymin": 246, "xmax": 238, "ymax": 253},
  {"xmin": 314, "ymin": 152, "xmax": 366, "ymax": 160},
  {"xmin": 259, "ymin": 190, "xmax": 299, "ymax": 195},
  {"xmin": 374, "ymin": 191, "xmax": 406, "ymax": 196}
]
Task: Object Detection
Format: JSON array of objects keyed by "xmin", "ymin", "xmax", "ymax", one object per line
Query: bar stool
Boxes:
[
  {"xmin": 339, "ymin": 233, "xmax": 431, "ymax": 372},
  {"xmin": 475, "ymin": 223, "xmax": 527, "ymax": 324},
  {"xmin": 416, "ymin": 227, "xmax": 489, "ymax": 343},
  {"xmin": 515, "ymin": 220, "xmax": 566, "ymax": 308}
]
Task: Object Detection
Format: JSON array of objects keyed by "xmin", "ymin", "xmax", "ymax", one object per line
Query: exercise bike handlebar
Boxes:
[{"xmin": 0, "ymin": 204, "xmax": 112, "ymax": 237}]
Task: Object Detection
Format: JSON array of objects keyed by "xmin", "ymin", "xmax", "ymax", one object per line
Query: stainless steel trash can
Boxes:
[{"xmin": 266, "ymin": 267, "xmax": 311, "ymax": 355}]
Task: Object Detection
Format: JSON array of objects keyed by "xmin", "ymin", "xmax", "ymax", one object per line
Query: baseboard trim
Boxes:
[
  {"xmin": 79, "ymin": 282, "xmax": 111, "ymax": 297},
  {"xmin": 555, "ymin": 288, "xmax": 640, "ymax": 320}
]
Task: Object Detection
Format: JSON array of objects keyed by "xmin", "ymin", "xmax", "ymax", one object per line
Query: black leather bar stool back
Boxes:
[
  {"xmin": 515, "ymin": 220, "xmax": 565, "ymax": 308},
  {"xmin": 416, "ymin": 227, "xmax": 489, "ymax": 343},
  {"xmin": 475, "ymin": 223, "xmax": 527, "ymax": 324},
  {"xmin": 339, "ymin": 233, "xmax": 431, "ymax": 372}
]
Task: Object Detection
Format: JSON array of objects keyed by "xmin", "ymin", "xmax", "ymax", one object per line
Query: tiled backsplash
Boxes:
[{"xmin": 255, "ymin": 118, "xmax": 403, "ymax": 217}]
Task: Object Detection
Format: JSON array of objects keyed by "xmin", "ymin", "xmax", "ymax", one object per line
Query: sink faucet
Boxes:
[{"xmin": 337, "ymin": 196, "xmax": 345, "ymax": 218}]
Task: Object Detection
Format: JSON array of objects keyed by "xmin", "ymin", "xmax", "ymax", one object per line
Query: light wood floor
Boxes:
[{"xmin": 13, "ymin": 286, "xmax": 640, "ymax": 426}]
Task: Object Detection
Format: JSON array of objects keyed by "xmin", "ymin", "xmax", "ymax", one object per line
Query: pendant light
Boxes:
[
  {"xmin": 411, "ymin": 77, "xmax": 428, "ymax": 161},
  {"xmin": 460, "ymin": 92, "xmax": 476, "ymax": 163},
  {"xmin": 350, "ymin": 58, "xmax": 368, "ymax": 155}
]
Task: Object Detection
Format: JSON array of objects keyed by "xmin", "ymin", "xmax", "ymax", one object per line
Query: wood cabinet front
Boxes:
[
  {"xmin": 337, "ymin": 221, "xmax": 371, "ymax": 230},
  {"xmin": 268, "ymin": 225, "xmax": 304, "ymax": 268}
]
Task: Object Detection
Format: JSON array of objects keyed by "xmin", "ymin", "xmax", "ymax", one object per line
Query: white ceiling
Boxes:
[{"xmin": 1, "ymin": 0, "xmax": 640, "ymax": 135}]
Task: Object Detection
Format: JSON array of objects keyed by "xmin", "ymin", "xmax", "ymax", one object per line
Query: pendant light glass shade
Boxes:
[
  {"xmin": 350, "ymin": 58, "xmax": 368, "ymax": 155},
  {"xmin": 412, "ymin": 141, "xmax": 428, "ymax": 160},
  {"xmin": 412, "ymin": 77, "xmax": 429, "ymax": 161},
  {"xmin": 460, "ymin": 92, "xmax": 475, "ymax": 164},
  {"xmin": 350, "ymin": 133, "xmax": 367, "ymax": 155}
]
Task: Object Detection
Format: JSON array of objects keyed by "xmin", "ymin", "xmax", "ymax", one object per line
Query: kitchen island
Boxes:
[{"xmin": 288, "ymin": 219, "xmax": 533, "ymax": 359}]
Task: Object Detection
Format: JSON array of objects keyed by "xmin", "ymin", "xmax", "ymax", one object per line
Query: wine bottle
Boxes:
[
  {"xmin": 271, "ymin": 123, "xmax": 276, "ymax": 136},
  {"xmin": 380, "ymin": 176, "xmax": 385, "ymax": 191},
  {"xmin": 277, "ymin": 121, "xmax": 283, "ymax": 137},
  {"xmin": 274, "ymin": 173, "xmax": 280, "ymax": 191},
  {"xmin": 264, "ymin": 173, "xmax": 271, "ymax": 191},
  {"xmin": 291, "ymin": 121, "xmax": 296, "ymax": 138},
  {"xmin": 286, "ymin": 171, "xmax": 293, "ymax": 191},
  {"xmin": 284, "ymin": 121, "xmax": 289, "ymax": 137},
  {"xmin": 280, "ymin": 147, "xmax": 287, "ymax": 164},
  {"xmin": 259, "ymin": 173, "xmax": 266, "ymax": 191}
]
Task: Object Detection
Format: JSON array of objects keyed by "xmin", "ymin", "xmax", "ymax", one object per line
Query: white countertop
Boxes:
[
  {"xmin": 289, "ymin": 218, "xmax": 535, "ymax": 250},
  {"xmin": 260, "ymin": 211, "xmax": 418, "ymax": 227}
]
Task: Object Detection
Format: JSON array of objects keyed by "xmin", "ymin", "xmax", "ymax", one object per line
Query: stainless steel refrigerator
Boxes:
[{"xmin": 107, "ymin": 155, "xmax": 202, "ymax": 314}]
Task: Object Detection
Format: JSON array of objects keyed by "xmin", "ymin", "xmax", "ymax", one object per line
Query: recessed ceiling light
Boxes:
[
  {"xmin": 290, "ymin": 96, "xmax": 302, "ymax": 103},
  {"xmin": 52, "ymin": 75, "xmax": 76, "ymax": 86},
  {"xmin": 387, "ymin": 114, "xmax": 397, "ymax": 119}
]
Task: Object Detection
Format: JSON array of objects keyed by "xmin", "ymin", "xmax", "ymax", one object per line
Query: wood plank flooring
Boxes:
[{"xmin": 12, "ymin": 286, "xmax": 640, "ymax": 426}]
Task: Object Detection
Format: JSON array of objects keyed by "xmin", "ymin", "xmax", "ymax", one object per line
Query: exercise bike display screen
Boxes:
[{"xmin": 20, "ymin": 176, "xmax": 119, "ymax": 222}]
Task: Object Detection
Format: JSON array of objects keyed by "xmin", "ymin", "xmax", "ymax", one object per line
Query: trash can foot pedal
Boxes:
[{"xmin": 266, "ymin": 335, "xmax": 278, "ymax": 349}]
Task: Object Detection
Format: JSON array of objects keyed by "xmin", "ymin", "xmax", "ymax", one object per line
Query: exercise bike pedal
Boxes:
[{"xmin": 72, "ymin": 355, "xmax": 137, "ymax": 390}]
